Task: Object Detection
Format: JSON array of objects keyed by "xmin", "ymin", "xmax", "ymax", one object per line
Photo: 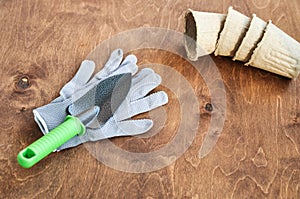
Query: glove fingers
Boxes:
[
  {"xmin": 73, "ymin": 60, "xmax": 96, "ymax": 85},
  {"xmin": 131, "ymin": 68, "xmax": 154, "ymax": 85},
  {"xmin": 129, "ymin": 73, "xmax": 162, "ymax": 101},
  {"xmin": 83, "ymin": 117, "xmax": 152, "ymax": 140},
  {"xmin": 117, "ymin": 91, "xmax": 168, "ymax": 121},
  {"xmin": 60, "ymin": 60, "xmax": 96, "ymax": 99},
  {"xmin": 121, "ymin": 54, "xmax": 137, "ymax": 66},
  {"xmin": 108, "ymin": 62, "xmax": 138, "ymax": 77},
  {"xmin": 93, "ymin": 49, "xmax": 124, "ymax": 79},
  {"xmin": 115, "ymin": 119, "xmax": 153, "ymax": 136}
]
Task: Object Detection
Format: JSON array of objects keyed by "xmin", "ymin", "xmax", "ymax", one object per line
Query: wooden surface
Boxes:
[{"xmin": 1, "ymin": 0, "xmax": 300, "ymax": 198}]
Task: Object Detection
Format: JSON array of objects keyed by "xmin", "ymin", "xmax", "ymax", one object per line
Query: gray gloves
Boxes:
[
  {"xmin": 33, "ymin": 49, "xmax": 138, "ymax": 134},
  {"xmin": 33, "ymin": 49, "xmax": 168, "ymax": 151}
]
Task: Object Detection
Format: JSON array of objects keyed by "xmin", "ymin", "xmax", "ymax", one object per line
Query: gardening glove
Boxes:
[
  {"xmin": 33, "ymin": 49, "xmax": 138, "ymax": 135},
  {"xmin": 58, "ymin": 68, "xmax": 168, "ymax": 150}
]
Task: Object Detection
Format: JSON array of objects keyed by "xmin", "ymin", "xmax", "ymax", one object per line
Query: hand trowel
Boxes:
[{"xmin": 17, "ymin": 73, "xmax": 131, "ymax": 168}]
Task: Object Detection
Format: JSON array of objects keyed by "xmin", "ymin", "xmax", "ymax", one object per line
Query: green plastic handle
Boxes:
[{"xmin": 17, "ymin": 115, "xmax": 85, "ymax": 168}]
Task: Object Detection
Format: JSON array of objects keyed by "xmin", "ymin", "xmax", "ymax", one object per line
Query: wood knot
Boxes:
[
  {"xmin": 17, "ymin": 75, "xmax": 30, "ymax": 89},
  {"xmin": 205, "ymin": 103, "xmax": 213, "ymax": 112}
]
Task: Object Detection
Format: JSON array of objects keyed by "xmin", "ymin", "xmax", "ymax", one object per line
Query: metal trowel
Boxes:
[{"xmin": 17, "ymin": 73, "xmax": 131, "ymax": 168}]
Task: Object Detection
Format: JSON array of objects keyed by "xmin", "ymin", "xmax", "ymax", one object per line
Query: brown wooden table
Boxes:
[{"xmin": 1, "ymin": 0, "xmax": 299, "ymax": 198}]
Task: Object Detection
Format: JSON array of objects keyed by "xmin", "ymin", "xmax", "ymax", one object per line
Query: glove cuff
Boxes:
[{"xmin": 33, "ymin": 109, "xmax": 50, "ymax": 134}]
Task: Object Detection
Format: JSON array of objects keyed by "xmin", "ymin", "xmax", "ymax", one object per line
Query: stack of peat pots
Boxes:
[{"xmin": 184, "ymin": 7, "xmax": 300, "ymax": 79}]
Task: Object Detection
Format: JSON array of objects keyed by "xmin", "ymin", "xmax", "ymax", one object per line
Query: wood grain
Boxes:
[{"xmin": 1, "ymin": 0, "xmax": 300, "ymax": 198}]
